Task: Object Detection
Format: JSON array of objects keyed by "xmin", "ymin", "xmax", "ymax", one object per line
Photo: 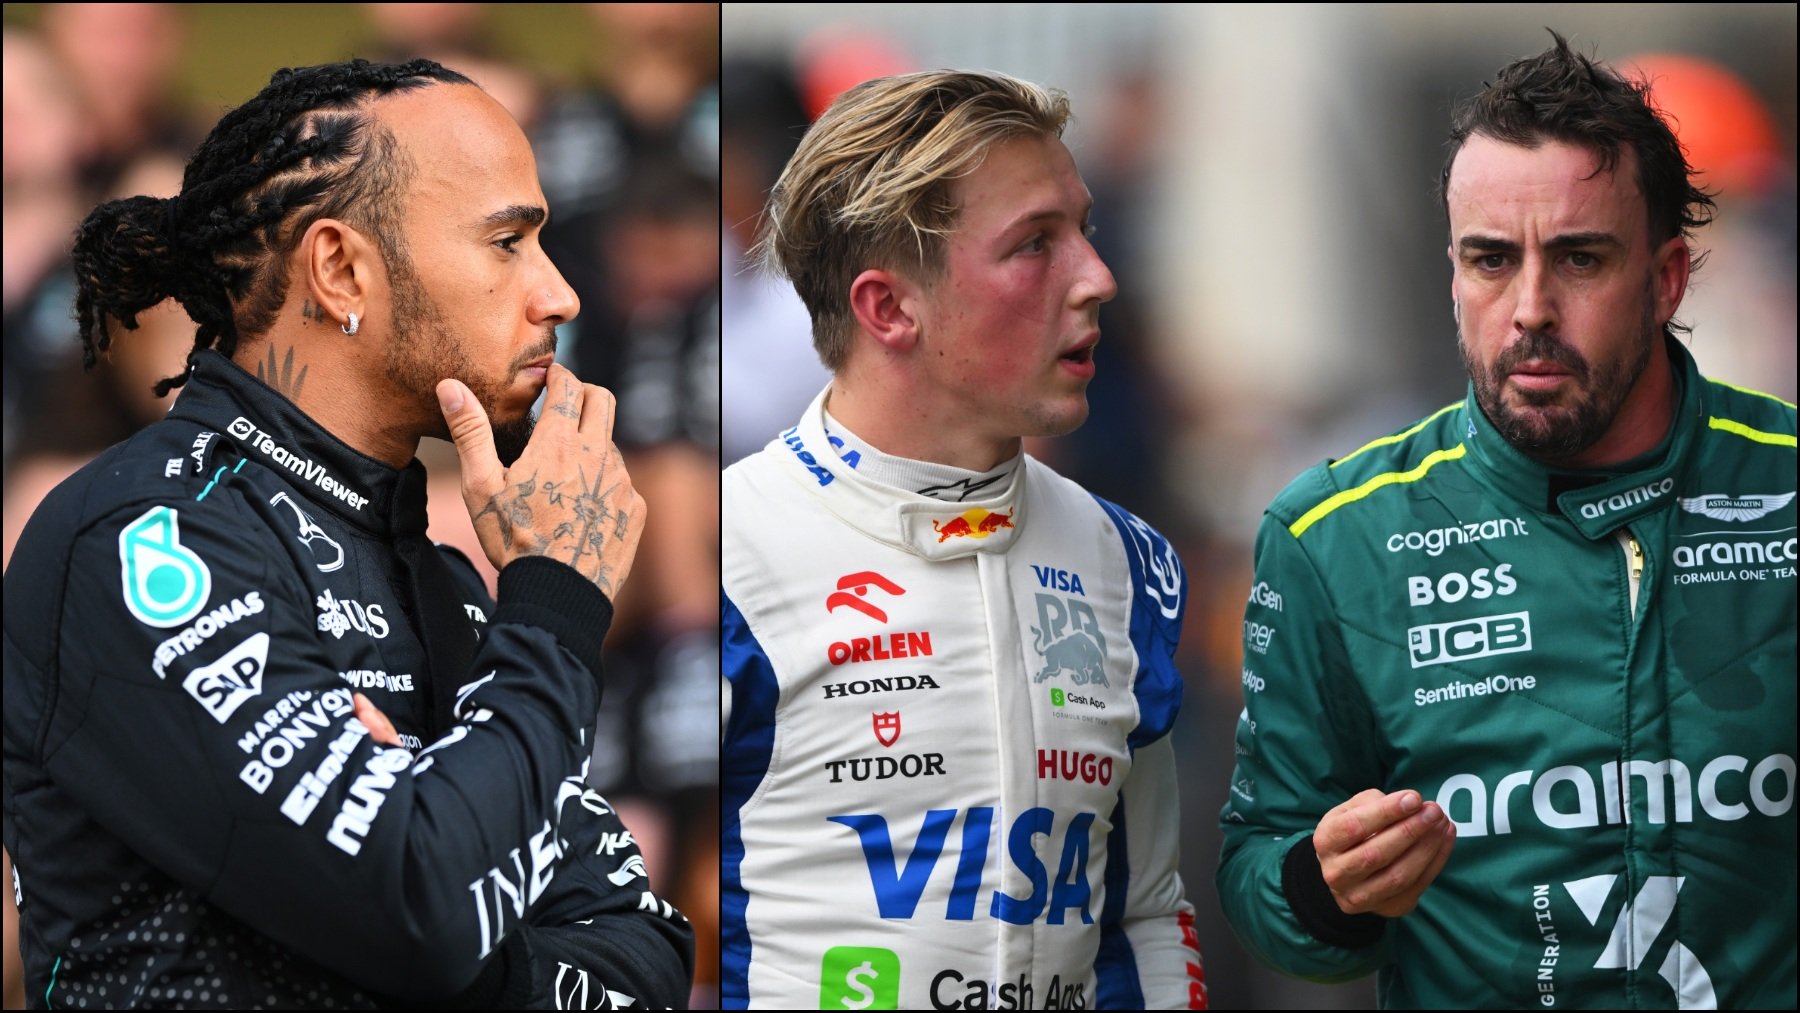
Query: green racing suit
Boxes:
[{"xmin": 1217, "ymin": 339, "xmax": 1796, "ymax": 1009}]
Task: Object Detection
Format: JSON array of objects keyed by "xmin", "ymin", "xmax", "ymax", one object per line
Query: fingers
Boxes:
[
  {"xmin": 1347, "ymin": 813, "xmax": 1456, "ymax": 917},
  {"xmin": 437, "ymin": 378, "xmax": 502, "ymax": 502},
  {"xmin": 1318, "ymin": 791, "xmax": 1456, "ymax": 917},
  {"xmin": 578, "ymin": 382, "xmax": 617, "ymax": 442},
  {"xmin": 353, "ymin": 692, "xmax": 402, "ymax": 748},
  {"xmin": 536, "ymin": 364, "xmax": 586, "ymax": 430},
  {"xmin": 1315, "ymin": 788, "xmax": 1419, "ymax": 854}
]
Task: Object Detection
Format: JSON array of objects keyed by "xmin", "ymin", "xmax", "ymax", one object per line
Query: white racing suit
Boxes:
[{"xmin": 722, "ymin": 390, "xmax": 1207, "ymax": 1010}]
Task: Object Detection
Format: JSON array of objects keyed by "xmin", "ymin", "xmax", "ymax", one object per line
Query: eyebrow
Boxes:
[
  {"xmin": 1002, "ymin": 200, "xmax": 1095, "ymax": 234},
  {"xmin": 477, "ymin": 204, "xmax": 548, "ymax": 231},
  {"xmin": 1458, "ymin": 230, "xmax": 1623, "ymax": 255}
]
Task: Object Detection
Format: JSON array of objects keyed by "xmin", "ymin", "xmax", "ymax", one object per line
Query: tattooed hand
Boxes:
[{"xmin": 436, "ymin": 365, "xmax": 646, "ymax": 598}]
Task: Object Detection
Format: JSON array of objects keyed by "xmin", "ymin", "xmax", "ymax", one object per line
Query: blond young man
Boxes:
[{"xmin": 722, "ymin": 70, "xmax": 1207, "ymax": 1010}]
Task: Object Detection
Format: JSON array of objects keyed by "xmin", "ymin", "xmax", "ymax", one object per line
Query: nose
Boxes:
[
  {"xmin": 1512, "ymin": 256, "xmax": 1556, "ymax": 335},
  {"xmin": 1073, "ymin": 236, "xmax": 1118, "ymax": 307},
  {"xmin": 532, "ymin": 254, "xmax": 581, "ymax": 326}
]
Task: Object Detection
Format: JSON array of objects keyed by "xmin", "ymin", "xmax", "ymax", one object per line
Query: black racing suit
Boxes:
[{"xmin": 3, "ymin": 350, "xmax": 692, "ymax": 1008}]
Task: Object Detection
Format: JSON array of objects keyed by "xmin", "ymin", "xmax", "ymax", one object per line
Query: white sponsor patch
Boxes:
[
  {"xmin": 182, "ymin": 633, "xmax": 268, "ymax": 722},
  {"xmin": 1678, "ymin": 492, "xmax": 1795, "ymax": 523},
  {"xmin": 1407, "ymin": 611, "xmax": 1532, "ymax": 668}
]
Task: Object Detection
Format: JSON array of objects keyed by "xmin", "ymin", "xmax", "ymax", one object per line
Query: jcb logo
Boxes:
[{"xmin": 1407, "ymin": 611, "xmax": 1531, "ymax": 668}]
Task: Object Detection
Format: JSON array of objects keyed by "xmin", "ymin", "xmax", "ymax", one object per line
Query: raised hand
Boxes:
[
  {"xmin": 1313, "ymin": 789, "xmax": 1456, "ymax": 918},
  {"xmin": 437, "ymin": 364, "xmax": 646, "ymax": 597}
]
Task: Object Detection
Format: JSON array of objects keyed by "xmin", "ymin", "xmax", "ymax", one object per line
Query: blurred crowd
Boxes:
[
  {"xmin": 722, "ymin": 5, "xmax": 1795, "ymax": 1008},
  {"xmin": 2, "ymin": 4, "xmax": 720, "ymax": 1008}
]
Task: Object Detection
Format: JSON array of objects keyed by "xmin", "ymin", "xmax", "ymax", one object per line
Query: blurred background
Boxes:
[
  {"xmin": 722, "ymin": 4, "xmax": 1795, "ymax": 1008},
  {"xmin": 2, "ymin": 3, "xmax": 719, "ymax": 1007}
]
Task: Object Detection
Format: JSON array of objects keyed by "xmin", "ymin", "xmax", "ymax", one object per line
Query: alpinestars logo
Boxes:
[
  {"xmin": 1561, "ymin": 874, "xmax": 1715, "ymax": 1009},
  {"xmin": 1678, "ymin": 492, "xmax": 1795, "ymax": 522}
]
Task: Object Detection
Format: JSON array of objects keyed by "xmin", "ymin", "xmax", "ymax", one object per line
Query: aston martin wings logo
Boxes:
[{"xmin": 1677, "ymin": 492, "xmax": 1795, "ymax": 522}]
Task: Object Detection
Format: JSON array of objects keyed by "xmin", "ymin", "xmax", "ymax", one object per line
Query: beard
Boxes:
[
  {"xmin": 1459, "ymin": 291, "xmax": 1656, "ymax": 462},
  {"xmin": 381, "ymin": 245, "xmax": 540, "ymax": 465}
]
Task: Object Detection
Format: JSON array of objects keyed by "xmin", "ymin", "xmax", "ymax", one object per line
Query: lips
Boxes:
[{"xmin": 1060, "ymin": 333, "xmax": 1099, "ymax": 365}]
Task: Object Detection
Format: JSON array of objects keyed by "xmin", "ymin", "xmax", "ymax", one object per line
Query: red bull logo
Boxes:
[{"xmin": 933, "ymin": 508, "xmax": 1015, "ymax": 543}]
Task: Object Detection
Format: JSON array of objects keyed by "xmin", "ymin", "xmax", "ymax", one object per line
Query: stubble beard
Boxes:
[
  {"xmin": 382, "ymin": 246, "xmax": 535, "ymax": 465},
  {"xmin": 1459, "ymin": 292, "xmax": 1656, "ymax": 462}
]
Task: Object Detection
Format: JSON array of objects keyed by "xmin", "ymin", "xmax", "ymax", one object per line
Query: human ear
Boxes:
[
  {"xmin": 1650, "ymin": 235, "xmax": 1691, "ymax": 327},
  {"xmin": 300, "ymin": 219, "xmax": 377, "ymax": 333},
  {"xmin": 848, "ymin": 269, "xmax": 921, "ymax": 353}
]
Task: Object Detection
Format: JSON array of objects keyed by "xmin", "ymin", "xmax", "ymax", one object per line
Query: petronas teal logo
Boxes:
[{"xmin": 119, "ymin": 506, "xmax": 212, "ymax": 628}]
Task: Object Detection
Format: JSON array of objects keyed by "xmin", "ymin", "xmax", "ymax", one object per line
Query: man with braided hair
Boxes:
[{"xmin": 3, "ymin": 59, "xmax": 693, "ymax": 1008}]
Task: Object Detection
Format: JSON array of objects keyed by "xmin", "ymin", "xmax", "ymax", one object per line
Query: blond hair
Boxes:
[{"xmin": 756, "ymin": 69, "xmax": 1070, "ymax": 371}]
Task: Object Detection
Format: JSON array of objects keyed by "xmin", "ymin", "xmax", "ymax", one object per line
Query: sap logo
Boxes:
[
  {"xmin": 930, "ymin": 969, "xmax": 1088, "ymax": 1010},
  {"xmin": 1672, "ymin": 537, "xmax": 1796, "ymax": 569},
  {"xmin": 1407, "ymin": 612, "xmax": 1531, "ymax": 669},
  {"xmin": 1032, "ymin": 566, "xmax": 1086, "ymax": 596},
  {"xmin": 315, "ymin": 589, "xmax": 390, "ymax": 640},
  {"xmin": 829, "ymin": 806, "xmax": 1098, "ymax": 925},
  {"xmin": 1407, "ymin": 563, "xmax": 1517, "ymax": 606},
  {"xmin": 1436, "ymin": 752, "xmax": 1795, "ymax": 837},
  {"xmin": 279, "ymin": 718, "xmax": 369, "ymax": 825},
  {"xmin": 119, "ymin": 506, "xmax": 212, "ymax": 628},
  {"xmin": 1038, "ymin": 749, "xmax": 1114, "ymax": 786},
  {"xmin": 1578, "ymin": 477, "xmax": 1674, "ymax": 520},
  {"xmin": 182, "ymin": 633, "xmax": 268, "ymax": 722},
  {"xmin": 825, "ymin": 753, "xmax": 947, "ymax": 783},
  {"xmin": 823, "ymin": 674, "xmax": 941, "ymax": 699},
  {"xmin": 1679, "ymin": 492, "xmax": 1794, "ymax": 522},
  {"xmin": 781, "ymin": 426, "xmax": 834, "ymax": 487},
  {"xmin": 828, "ymin": 631, "xmax": 933, "ymax": 666},
  {"xmin": 1241, "ymin": 668, "xmax": 1265, "ymax": 694},
  {"xmin": 152, "ymin": 592, "xmax": 265, "ymax": 678},
  {"xmin": 1243, "ymin": 620, "xmax": 1276, "ymax": 656},
  {"xmin": 1030, "ymin": 593, "xmax": 1108, "ymax": 686},
  {"xmin": 1247, "ymin": 581, "xmax": 1283, "ymax": 612},
  {"xmin": 326, "ymin": 747, "xmax": 411, "ymax": 856}
]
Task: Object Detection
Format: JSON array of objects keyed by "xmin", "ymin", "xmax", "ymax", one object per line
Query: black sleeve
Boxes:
[{"xmin": 8, "ymin": 493, "xmax": 629, "ymax": 1000}]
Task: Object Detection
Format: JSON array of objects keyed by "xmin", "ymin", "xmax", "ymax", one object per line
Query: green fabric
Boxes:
[{"xmin": 1218, "ymin": 341, "xmax": 1796, "ymax": 1009}]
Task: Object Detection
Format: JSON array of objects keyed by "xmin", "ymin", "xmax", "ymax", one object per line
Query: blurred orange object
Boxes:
[{"xmin": 1626, "ymin": 52, "xmax": 1784, "ymax": 196}]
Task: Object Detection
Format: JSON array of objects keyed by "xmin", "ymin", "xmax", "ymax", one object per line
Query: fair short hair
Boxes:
[{"xmin": 756, "ymin": 69, "xmax": 1071, "ymax": 371}]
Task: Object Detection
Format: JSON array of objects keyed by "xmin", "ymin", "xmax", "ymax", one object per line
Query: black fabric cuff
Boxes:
[
  {"xmin": 1281, "ymin": 833, "xmax": 1387, "ymax": 949},
  {"xmin": 432, "ymin": 930, "xmax": 533, "ymax": 1009},
  {"xmin": 494, "ymin": 556, "xmax": 614, "ymax": 683}
]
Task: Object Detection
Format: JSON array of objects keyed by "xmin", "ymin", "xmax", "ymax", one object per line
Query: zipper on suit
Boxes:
[{"xmin": 1615, "ymin": 528, "xmax": 1645, "ymax": 619}]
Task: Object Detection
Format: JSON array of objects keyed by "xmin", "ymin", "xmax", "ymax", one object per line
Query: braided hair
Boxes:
[{"xmin": 71, "ymin": 58, "xmax": 473, "ymax": 396}]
